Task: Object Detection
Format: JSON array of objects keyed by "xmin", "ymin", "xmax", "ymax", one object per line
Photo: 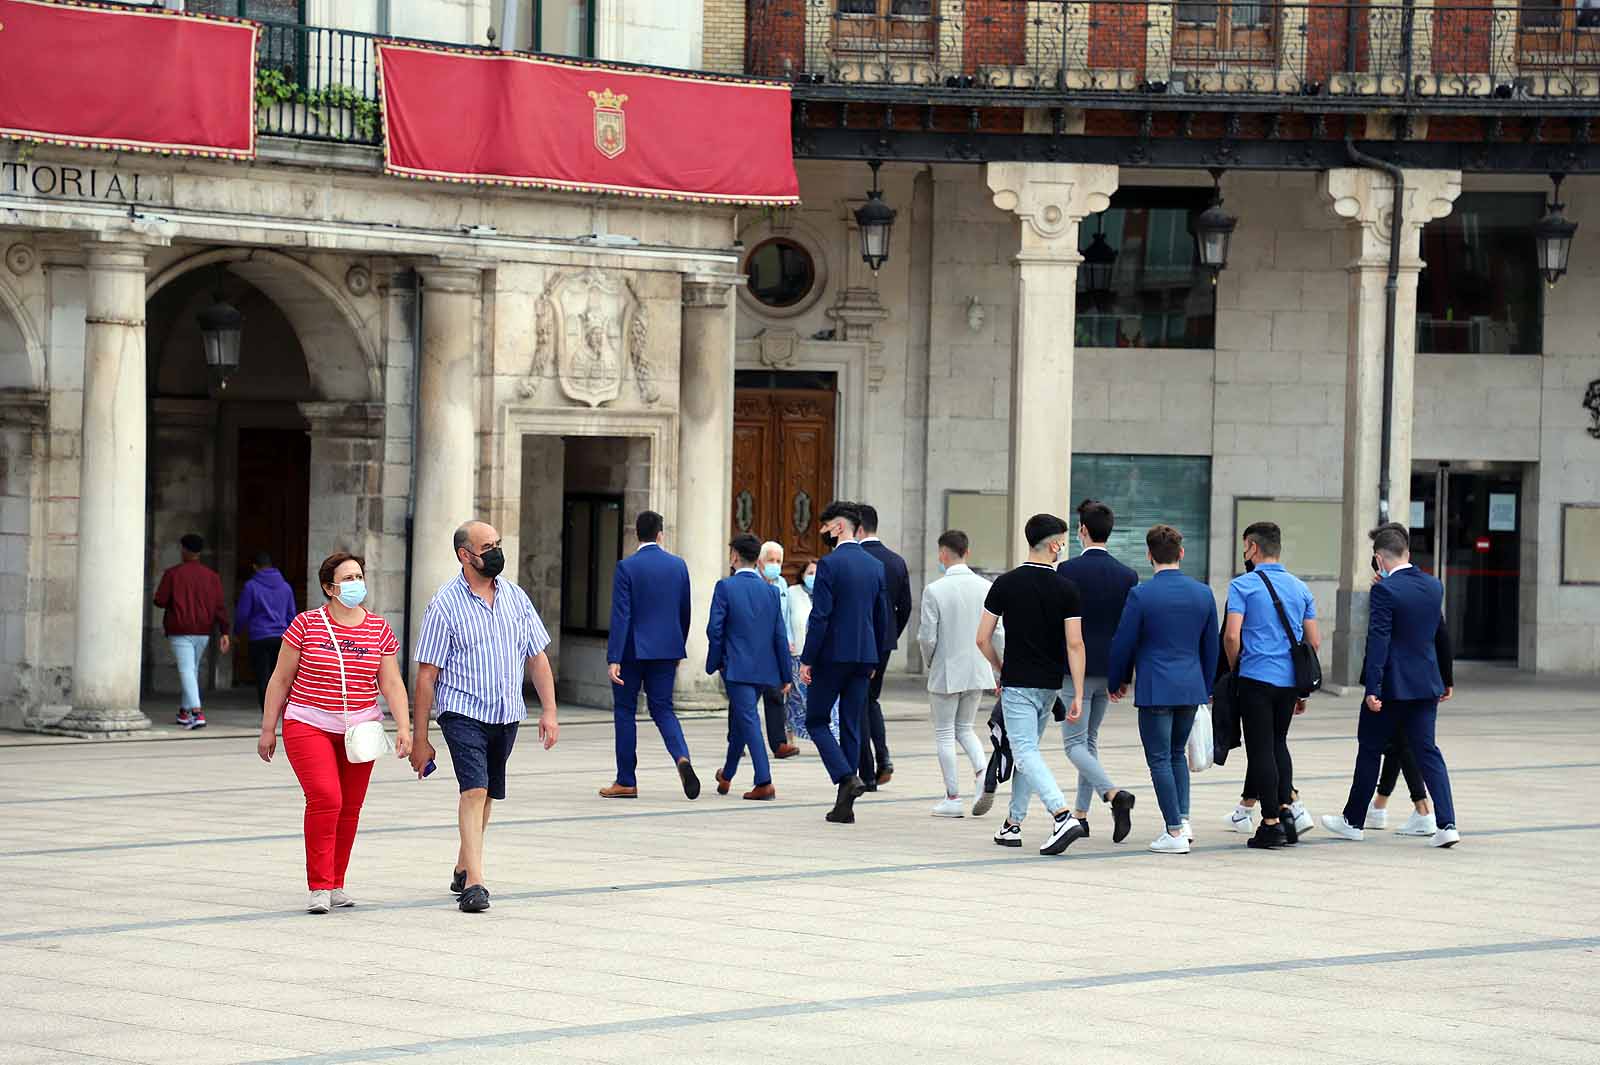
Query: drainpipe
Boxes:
[
  {"xmin": 1345, "ymin": 137, "xmax": 1404, "ymax": 526},
  {"xmin": 401, "ymin": 268, "xmax": 422, "ymax": 674}
]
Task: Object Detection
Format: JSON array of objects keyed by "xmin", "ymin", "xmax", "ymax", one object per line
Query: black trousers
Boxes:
[
  {"xmin": 730, "ymin": 688, "xmax": 789, "ymax": 753},
  {"xmin": 1237, "ymin": 677, "xmax": 1298, "ymax": 814},
  {"xmin": 248, "ymin": 636, "xmax": 283, "ymax": 709},
  {"xmin": 858, "ymin": 651, "xmax": 894, "ymax": 780},
  {"xmin": 1377, "ymin": 728, "xmax": 1427, "ymax": 802}
]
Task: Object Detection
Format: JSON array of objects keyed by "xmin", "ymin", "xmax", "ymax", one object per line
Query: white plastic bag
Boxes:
[{"xmin": 1186, "ymin": 704, "xmax": 1214, "ymax": 773}]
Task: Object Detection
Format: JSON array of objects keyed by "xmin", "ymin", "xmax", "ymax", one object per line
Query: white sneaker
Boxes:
[
  {"xmin": 330, "ymin": 889, "xmax": 355, "ymax": 908},
  {"xmin": 1397, "ymin": 810, "xmax": 1438, "ymax": 836},
  {"xmin": 931, "ymin": 798, "xmax": 965, "ymax": 818},
  {"xmin": 307, "ymin": 890, "xmax": 331, "ymax": 914},
  {"xmin": 1180, "ymin": 819, "xmax": 1194, "ymax": 842},
  {"xmin": 1149, "ymin": 832, "xmax": 1190, "ymax": 854},
  {"xmin": 1290, "ymin": 801, "xmax": 1315, "ymax": 836},
  {"xmin": 1430, "ymin": 825, "xmax": 1461, "ymax": 848},
  {"xmin": 1225, "ymin": 805, "xmax": 1255, "ymax": 833},
  {"xmin": 1320, "ymin": 814, "xmax": 1364, "ymax": 841},
  {"xmin": 971, "ymin": 774, "xmax": 995, "ymax": 818},
  {"xmin": 993, "ymin": 821, "xmax": 1022, "ymax": 848},
  {"xmin": 1366, "ymin": 802, "xmax": 1389, "ymax": 830}
]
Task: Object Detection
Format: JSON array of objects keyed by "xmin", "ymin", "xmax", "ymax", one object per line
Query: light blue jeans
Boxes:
[
  {"xmin": 1003, "ymin": 686, "xmax": 1067, "ymax": 824},
  {"xmin": 1061, "ymin": 676, "xmax": 1116, "ymax": 813},
  {"xmin": 170, "ymin": 635, "xmax": 209, "ymax": 711}
]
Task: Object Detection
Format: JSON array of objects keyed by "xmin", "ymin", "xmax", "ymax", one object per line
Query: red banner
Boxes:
[
  {"xmin": 0, "ymin": 0, "xmax": 257, "ymax": 158},
  {"xmin": 378, "ymin": 43, "xmax": 799, "ymax": 205}
]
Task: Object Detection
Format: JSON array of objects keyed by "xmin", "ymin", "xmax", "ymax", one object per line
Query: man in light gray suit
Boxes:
[{"xmin": 917, "ymin": 530, "xmax": 997, "ymax": 818}]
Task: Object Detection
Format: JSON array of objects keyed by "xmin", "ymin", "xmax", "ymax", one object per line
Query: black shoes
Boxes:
[
  {"xmin": 1247, "ymin": 821, "xmax": 1287, "ymax": 849},
  {"xmin": 458, "ymin": 884, "xmax": 491, "ymax": 912},
  {"xmin": 678, "ymin": 759, "xmax": 701, "ymax": 800},
  {"xmin": 450, "ymin": 868, "xmax": 467, "ymax": 895},
  {"xmin": 1279, "ymin": 807, "xmax": 1300, "ymax": 845},
  {"xmin": 826, "ymin": 775, "xmax": 865, "ymax": 823},
  {"xmin": 1111, "ymin": 791, "xmax": 1136, "ymax": 844}
]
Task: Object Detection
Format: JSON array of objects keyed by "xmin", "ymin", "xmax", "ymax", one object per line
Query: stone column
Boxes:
[
  {"xmin": 55, "ymin": 241, "xmax": 152, "ymax": 734},
  {"xmin": 986, "ymin": 163, "xmax": 1119, "ymax": 565},
  {"xmin": 676, "ymin": 273, "xmax": 739, "ymax": 707},
  {"xmin": 1322, "ymin": 168, "xmax": 1461, "ymax": 686},
  {"xmin": 409, "ymin": 264, "xmax": 481, "ymax": 655}
]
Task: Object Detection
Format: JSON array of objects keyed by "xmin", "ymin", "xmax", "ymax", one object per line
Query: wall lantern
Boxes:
[
  {"xmin": 1081, "ymin": 217, "xmax": 1118, "ymax": 301},
  {"xmin": 1535, "ymin": 172, "xmax": 1578, "ymax": 288},
  {"xmin": 1193, "ymin": 168, "xmax": 1238, "ymax": 281},
  {"xmin": 196, "ymin": 271, "xmax": 243, "ymax": 389},
  {"xmin": 853, "ymin": 159, "xmax": 896, "ymax": 275}
]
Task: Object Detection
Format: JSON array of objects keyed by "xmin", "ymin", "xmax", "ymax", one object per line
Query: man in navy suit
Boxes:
[
  {"xmin": 857, "ymin": 503, "xmax": 911, "ymax": 789},
  {"xmin": 602, "ymin": 511, "xmax": 699, "ymax": 801},
  {"xmin": 707, "ymin": 533, "xmax": 793, "ymax": 801},
  {"xmin": 800, "ymin": 500, "xmax": 893, "ymax": 825},
  {"xmin": 1321, "ymin": 525, "xmax": 1461, "ymax": 848},
  {"xmin": 1057, "ymin": 499, "xmax": 1139, "ymax": 840},
  {"xmin": 1107, "ymin": 524, "xmax": 1219, "ymax": 854}
]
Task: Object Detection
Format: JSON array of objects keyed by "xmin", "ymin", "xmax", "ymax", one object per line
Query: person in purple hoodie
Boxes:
[{"xmin": 235, "ymin": 552, "xmax": 300, "ymax": 707}]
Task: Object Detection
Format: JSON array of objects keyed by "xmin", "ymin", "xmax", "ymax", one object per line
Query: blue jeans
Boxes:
[
  {"xmin": 722, "ymin": 681, "xmax": 773, "ymax": 787},
  {"xmin": 1342, "ymin": 698, "xmax": 1456, "ymax": 829},
  {"xmin": 1138, "ymin": 706, "xmax": 1197, "ymax": 831},
  {"xmin": 1003, "ymin": 686, "xmax": 1067, "ymax": 824},
  {"xmin": 1061, "ymin": 676, "xmax": 1115, "ymax": 813},
  {"xmin": 169, "ymin": 635, "xmax": 209, "ymax": 711},
  {"xmin": 612, "ymin": 658, "xmax": 689, "ymax": 787},
  {"xmin": 805, "ymin": 662, "xmax": 872, "ymax": 784}
]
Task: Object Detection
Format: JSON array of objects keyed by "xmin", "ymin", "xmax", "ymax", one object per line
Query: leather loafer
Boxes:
[
  {"xmin": 743, "ymin": 783, "xmax": 776, "ymax": 800},
  {"xmin": 715, "ymin": 769, "xmax": 732, "ymax": 796},
  {"xmin": 598, "ymin": 782, "xmax": 638, "ymax": 799},
  {"xmin": 774, "ymin": 743, "xmax": 800, "ymax": 759},
  {"xmin": 678, "ymin": 758, "xmax": 701, "ymax": 800}
]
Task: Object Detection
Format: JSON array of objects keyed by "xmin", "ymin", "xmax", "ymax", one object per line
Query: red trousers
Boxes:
[{"xmin": 283, "ymin": 719, "xmax": 374, "ymax": 890}]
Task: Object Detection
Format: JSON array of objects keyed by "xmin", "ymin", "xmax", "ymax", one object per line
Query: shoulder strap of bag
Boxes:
[
  {"xmin": 1256, "ymin": 570, "xmax": 1302, "ymax": 647},
  {"xmin": 318, "ymin": 607, "xmax": 351, "ymax": 720}
]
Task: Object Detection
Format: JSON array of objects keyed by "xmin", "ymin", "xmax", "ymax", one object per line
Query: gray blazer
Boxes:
[{"xmin": 918, "ymin": 564, "xmax": 1000, "ymax": 695}]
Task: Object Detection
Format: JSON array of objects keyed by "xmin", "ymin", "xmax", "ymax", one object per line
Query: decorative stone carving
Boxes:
[
  {"xmin": 344, "ymin": 263, "xmax": 372, "ymax": 297},
  {"xmin": 539, "ymin": 268, "xmax": 645, "ymax": 408},
  {"xmin": 756, "ymin": 327, "xmax": 800, "ymax": 369},
  {"xmin": 1585, "ymin": 378, "xmax": 1600, "ymax": 440},
  {"xmin": 5, "ymin": 243, "xmax": 35, "ymax": 276},
  {"xmin": 624, "ymin": 278, "xmax": 658, "ymax": 406},
  {"xmin": 532, "ymin": 293, "xmax": 554, "ymax": 378},
  {"xmin": 1321, "ymin": 168, "xmax": 1462, "ymax": 267},
  {"xmin": 986, "ymin": 162, "xmax": 1119, "ymax": 259}
]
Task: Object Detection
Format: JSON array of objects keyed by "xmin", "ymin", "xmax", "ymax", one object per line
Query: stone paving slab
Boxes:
[{"xmin": 1, "ymin": 664, "xmax": 1597, "ymax": 1065}]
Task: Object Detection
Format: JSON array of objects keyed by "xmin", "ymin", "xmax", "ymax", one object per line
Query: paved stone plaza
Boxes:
[{"xmin": 2, "ymin": 667, "xmax": 1596, "ymax": 1065}]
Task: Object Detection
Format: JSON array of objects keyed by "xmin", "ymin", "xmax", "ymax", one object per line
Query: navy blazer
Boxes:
[
  {"xmin": 606, "ymin": 544, "xmax": 691, "ymax": 664},
  {"xmin": 1362, "ymin": 565, "xmax": 1447, "ymax": 701},
  {"xmin": 862, "ymin": 539, "xmax": 912, "ymax": 651},
  {"xmin": 706, "ymin": 571, "xmax": 793, "ymax": 688},
  {"xmin": 799, "ymin": 542, "xmax": 893, "ymax": 667},
  {"xmin": 1106, "ymin": 569, "xmax": 1221, "ymax": 708},
  {"xmin": 1058, "ymin": 548, "xmax": 1139, "ymax": 678}
]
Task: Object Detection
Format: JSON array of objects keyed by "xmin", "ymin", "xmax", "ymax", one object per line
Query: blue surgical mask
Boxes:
[
  {"xmin": 937, "ymin": 562, "xmax": 947, "ymax": 574},
  {"xmin": 802, "ymin": 574, "xmax": 815, "ymax": 591},
  {"xmin": 336, "ymin": 580, "xmax": 367, "ymax": 608},
  {"xmin": 762, "ymin": 562, "xmax": 782, "ymax": 580}
]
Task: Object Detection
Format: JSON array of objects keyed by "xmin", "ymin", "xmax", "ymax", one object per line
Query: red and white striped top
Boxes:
[{"xmin": 281, "ymin": 608, "xmax": 399, "ymax": 732}]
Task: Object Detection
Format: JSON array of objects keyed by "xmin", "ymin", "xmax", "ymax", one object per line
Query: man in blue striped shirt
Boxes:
[{"xmin": 410, "ymin": 520, "xmax": 560, "ymax": 913}]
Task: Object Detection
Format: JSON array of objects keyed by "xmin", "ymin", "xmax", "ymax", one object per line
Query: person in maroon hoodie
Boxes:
[{"xmin": 153, "ymin": 533, "xmax": 231, "ymax": 729}]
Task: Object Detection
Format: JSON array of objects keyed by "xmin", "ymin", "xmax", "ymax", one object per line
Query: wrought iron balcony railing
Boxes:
[
  {"xmin": 747, "ymin": 0, "xmax": 1600, "ymax": 103},
  {"xmin": 253, "ymin": 22, "xmax": 383, "ymax": 144}
]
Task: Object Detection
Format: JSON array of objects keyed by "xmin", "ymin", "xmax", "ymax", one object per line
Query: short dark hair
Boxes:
[
  {"xmin": 1147, "ymin": 524, "xmax": 1184, "ymax": 565},
  {"xmin": 1077, "ymin": 499, "xmax": 1114, "ymax": 543},
  {"xmin": 1242, "ymin": 521, "xmax": 1282, "ymax": 559},
  {"xmin": 858, "ymin": 504, "xmax": 880, "ymax": 534},
  {"xmin": 1371, "ymin": 526, "xmax": 1409, "ymax": 560},
  {"xmin": 253, "ymin": 552, "xmax": 274, "ymax": 569},
  {"xmin": 1024, "ymin": 513, "xmax": 1070, "ymax": 551},
  {"xmin": 1368, "ymin": 521, "xmax": 1408, "ymax": 542},
  {"xmin": 179, "ymin": 534, "xmax": 204, "ymax": 554},
  {"xmin": 317, "ymin": 552, "xmax": 365, "ymax": 598},
  {"xmin": 819, "ymin": 500, "xmax": 862, "ymax": 530},
  {"xmin": 636, "ymin": 511, "xmax": 664, "ymax": 542},
  {"xmin": 937, "ymin": 529, "xmax": 970, "ymax": 557},
  {"xmin": 729, "ymin": 533, "xmax": 761, "ymax": 564}
]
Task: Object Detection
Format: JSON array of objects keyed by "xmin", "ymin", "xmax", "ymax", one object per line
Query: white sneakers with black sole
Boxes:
[
  {"xmin": 993, "ymin": 822, "xmax": 1022, "ymax": 848},
  {"xmin": 1040, "ymin": 814, "xmax": 1087, "ymax": 856}
]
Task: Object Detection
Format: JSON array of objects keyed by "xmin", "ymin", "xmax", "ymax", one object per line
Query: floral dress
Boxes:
[{"xmin": 783, "ymin": 582, "xmax": 839, "ymax": 742}]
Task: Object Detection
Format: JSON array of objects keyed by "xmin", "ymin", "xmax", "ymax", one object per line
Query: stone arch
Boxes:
[
  {"xmin": 0, "ymin": 271, "xmax": 45, "ymax": 393},
  {"xmin": 145, "ymin": 248, "xmax": 380, "ymax": 402}
]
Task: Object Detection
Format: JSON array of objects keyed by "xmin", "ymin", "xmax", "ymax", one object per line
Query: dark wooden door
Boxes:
[
  {"xmin": 234, "ymin": 427, "xmax": 310, "ymax": 685},
  {"xmin": 731, "ymin": 386, "xmax": 836, "ymax": 581}
]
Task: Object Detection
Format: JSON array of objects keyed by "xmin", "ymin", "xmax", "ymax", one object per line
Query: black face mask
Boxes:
[
  {"xmin": 1243, "ymin": 556, "xmax": 1256, "ymax": 573},
  {"xmin": 472, "ymin": 547, "xmax": 506, "ymax": 580},
  {"xmin": 821, "ymin": 530, "xmax": 838, "ymax": 550}
]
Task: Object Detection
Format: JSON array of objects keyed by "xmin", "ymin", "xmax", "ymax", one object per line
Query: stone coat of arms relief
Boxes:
[{"xmin": 527, "ymin": 268, "xmax": 658, "ymax": 408}]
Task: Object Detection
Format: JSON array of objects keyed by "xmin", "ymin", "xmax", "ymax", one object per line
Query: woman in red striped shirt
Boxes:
[{"xmin": 257, "ymin": 552, "xmax": 411, "ymax": 913}]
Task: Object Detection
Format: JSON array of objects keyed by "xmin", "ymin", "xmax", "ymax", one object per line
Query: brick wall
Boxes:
[{"xmin": 703, "ymin": 0, "xmax": 747, "ymax": 74}]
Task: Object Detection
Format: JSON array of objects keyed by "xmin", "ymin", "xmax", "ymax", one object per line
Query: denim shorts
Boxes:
[{"xmin": 437, "ymin": 712, "xmax": 519, "ymax": 800}]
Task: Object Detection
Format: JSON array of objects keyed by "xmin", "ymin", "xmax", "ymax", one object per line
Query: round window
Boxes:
[{"xmin": 744, "ymin": 238, "xmax": 816, "ymax": 309}]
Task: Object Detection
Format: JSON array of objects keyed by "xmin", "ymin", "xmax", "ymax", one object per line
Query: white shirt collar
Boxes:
[
  {"xmin": 860, "ymin": 536, "xmax": 882, "ymax": 544},
  {"xmin": 836, "ymin": 540, "xmax": 862, "ymax": 549},
  {"xmin": 1080, "ymin": 545, "xmax": 1108, "ymax": 554},
  {"xmin": 944, "ymin": 563, "xmax": 973, "ymax": 576},
  {"xmin": 1385, "ymin": 561, "xmax": 1414, "ymax": 575},
  {"xmin": 734, "ymin": 565, "xmax": 759, "ymax": 575},
  {"xmin": 638, "ymin": 542, "xmax": 661, "ymax": 551}
]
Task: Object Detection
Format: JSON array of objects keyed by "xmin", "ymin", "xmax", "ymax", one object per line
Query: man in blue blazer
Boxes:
[
  {"xmin": 1322, "ymin": 525, "xmax": 1460, "ymax": 848},
  {"xmin": 800, "ymin": 500, "xmax": 893, "ymax": 824},
  {"xmin": 1058, "ymin": 500, "xmax": 1140, "ymax": 840},
  {"xmin": 858, "ymin": 504, "xmax": 911, "ymax": 789},
  {"xmin": 707, "ymin": 533, "xmax": 793, "ymax": 801},
  {"xmin": 1107, "ymin": 524, "xmax": 1219, "ymax": 854},
  {"xmin": 603, "ymin": 511, "xmax": 698, "ymax": 801}
]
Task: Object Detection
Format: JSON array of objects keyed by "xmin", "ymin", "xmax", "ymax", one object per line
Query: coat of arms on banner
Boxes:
[
  {"xmin": 588, "ymin": 88, "xmax": 627, "ymax": 159},
  {"xmin": 537, "ymin": 268, "xmax": 653, "ymax": 408}
]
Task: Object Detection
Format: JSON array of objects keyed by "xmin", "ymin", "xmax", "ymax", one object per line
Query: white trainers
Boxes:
[
  {"xmin": 1149, "ymin": 832, "xmax": 1190, "ymax": 854},
  {"xmin": 330, "ymin": 889, "xmax": 355, "ymax": 908},
  {"xmin": 1320, "ymin": 814, "xmax": 1364, "ymax": 841},
  {"xmin": 1225, "ymin": 805, "xmax": 1255, "ymax": 833},
  {"xmin": 307, "ymin": 890, "xmax": 331, "ymax": 914},
  {"xmin": 931, "ymin": 798, "xmax": 965, "ymax": 818},
  {"xmin": 1397, "ymin": 810, "xmax": 1438, "ymax": 836},
  {"xmin": 1366, "ymin": 802, "xmax": 1389, "ymax": 830},
  {"xmin": 1290, "ymin": 801, "xmax": 1315, "ymax": 836},
  {"xmin": 1430, "ymin": 825, "xmax": 1461, "ymax": 848},
  {"xmin": 971, "ymin": 774, "xmax": 995, "ymax": 818},
  {"xmin": 993, "ymin": 821, "xmax": 1022, "ymax": 848},
  {"xmin": 1180, "ymin": 819, "xmax": 1194, "ymax": 842}
]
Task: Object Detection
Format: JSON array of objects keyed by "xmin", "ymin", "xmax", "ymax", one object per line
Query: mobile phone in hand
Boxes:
[{"xmin": 421, "ymin": 759, "xmax": 436, "ymax": 779}]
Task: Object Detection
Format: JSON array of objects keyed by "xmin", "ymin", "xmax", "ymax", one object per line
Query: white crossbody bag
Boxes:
[{"xmin": 319, "ymin": 607, "xmax": 391, "ymax": 763}]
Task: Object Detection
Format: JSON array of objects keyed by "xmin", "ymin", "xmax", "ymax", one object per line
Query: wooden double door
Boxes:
[{"xmin": 731, "ymin": 378, "xmax": 837, "ymax": 581}]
